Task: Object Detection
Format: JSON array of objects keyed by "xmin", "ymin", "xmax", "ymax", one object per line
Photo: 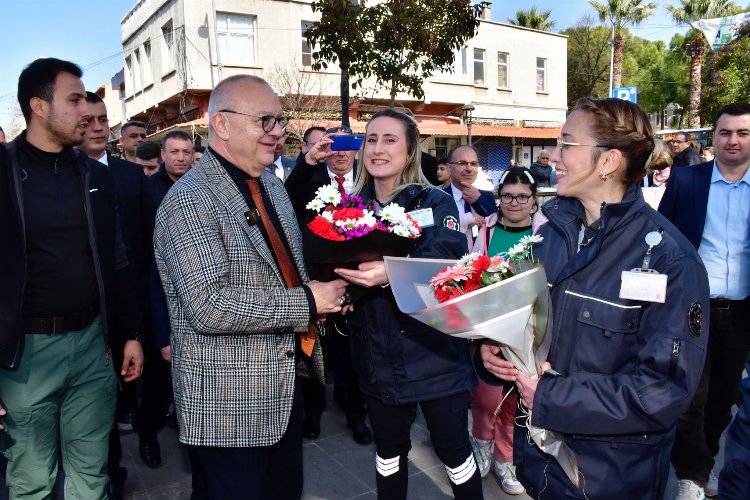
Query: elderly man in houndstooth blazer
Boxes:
[{"xmin": 153, "ymin": 75, "xmax": 347, "ymax": 500}]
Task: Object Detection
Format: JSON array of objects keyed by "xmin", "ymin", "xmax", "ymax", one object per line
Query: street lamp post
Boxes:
[{"xmin": 462, "ymin": 103, "xmax": 475, "ymax": 146}]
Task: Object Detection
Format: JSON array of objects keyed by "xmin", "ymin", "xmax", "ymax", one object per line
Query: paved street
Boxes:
[{"xmin": 0, "ymin": 382, "xmax": 723, "ymax": 499}]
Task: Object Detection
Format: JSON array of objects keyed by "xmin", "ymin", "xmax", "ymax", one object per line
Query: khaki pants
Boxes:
[{"xmin": 0, "ymin": 317, "xmax": 117, "ymax": 499}]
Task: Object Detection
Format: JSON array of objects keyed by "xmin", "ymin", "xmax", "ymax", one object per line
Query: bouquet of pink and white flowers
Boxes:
[{"xmin": 429, "ymin": 235, "xmax": 542, "ymax": 303}]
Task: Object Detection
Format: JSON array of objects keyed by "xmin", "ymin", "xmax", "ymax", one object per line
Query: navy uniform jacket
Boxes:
[
  {"xmin": 657, "ymin": 160, "xmax": 713, "ymax": 249},
  {"xmin": 0, "ymin": 140, "xmax": 142, "ymax": 369},
  {"xmin": 344, "ymin": 184, "xmax": 474, "ymax": 404},
  {"xmin": 495, "ymin": 184, "xmax": 709, "ymax": 499}
]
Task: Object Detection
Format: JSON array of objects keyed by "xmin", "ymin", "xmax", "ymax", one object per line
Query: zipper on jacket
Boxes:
[
  {"xmin": 81, "ymin": 161, "xmax": 109, "ymax": 344},
  {"xmin": 9, "ymin": 144, "xmax": 27, "ymax": 369},
  {"xmin": 668, "ymin": 339, "xmax": 681, "ymax": 378}
]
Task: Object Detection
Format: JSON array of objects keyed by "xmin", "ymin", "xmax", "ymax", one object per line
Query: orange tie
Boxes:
[
  {"xmin": 335, "ymin": 176, "xmax": 346, "ymax": 196},
  {"xmin": 245, "ymin": 178, "xmax": 316, "ymax": 357}
]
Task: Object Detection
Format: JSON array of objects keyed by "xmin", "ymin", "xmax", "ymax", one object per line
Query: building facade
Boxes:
[{"xmin": 118, "ymin": 0, "xmax": 567, "ymax": 178}]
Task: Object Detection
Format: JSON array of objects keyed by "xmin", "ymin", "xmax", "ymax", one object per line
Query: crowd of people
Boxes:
[{"xmin": 0, "ymin": 56, "xmax": 749, "ymax": 500}]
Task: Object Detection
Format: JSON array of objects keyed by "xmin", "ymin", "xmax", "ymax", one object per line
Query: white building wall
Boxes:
[{"xmin": 120, "ymin": 0, "xmax": 566, "ymax": 125}]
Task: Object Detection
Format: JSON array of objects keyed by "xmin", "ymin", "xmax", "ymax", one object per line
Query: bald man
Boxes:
[{"xmin": 153, "ymin": 75, "xmax": 346, "ymax": 499}]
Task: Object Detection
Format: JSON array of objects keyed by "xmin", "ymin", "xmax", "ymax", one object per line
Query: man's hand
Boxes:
[
  {"xmin": 160, "ymin": 345, "xmax": 172, "ymax": 363},
  {"xmin": 480, "ymin": 341, "xmax": 519, "ymax": 381},
  {"xmin": 460, "ymin": 183, "xmax": 481, "ymax": 204},
  {"xmin": 121, "ymin": 340, "xmax": 144, "ymax": 382},
  {"xmin": 335, "ymin": 261, "xmax": 388, "ymax": 288},
  {"xmin": 0, "ymin": 402, "xmax": 6, "ymax": 431},
  {"xmin": 308, "ymin": 279, "xmax": 347, "ymax": 314},
  {"xmin": 515, "ymin": 361, "xmax": 552, "ymax": 410},
  {"xmin": 304, "ymin": 133, "xmax": 336, "ymax": 166}
]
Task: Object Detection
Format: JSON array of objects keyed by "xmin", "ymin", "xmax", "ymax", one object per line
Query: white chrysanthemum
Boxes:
[
  {"xmin": 321, "ymin": 211, "xmax": 334, "ymax": 223},
  {"xmin": 457, "ymin": 252, "xmax": 480, "ymax": 267},
  {"xmin": 315, "ymin": 184, "xmax": 342, "ymax": 206},
  {"xmin": 306, "ymin": 198, "xmax": 326, "ymax": 212},
  {"xmin": 519, "ymin": 234, "xmax": 543, "ymax": 246},
  {"xmin": 506, "ymin": 243, "xmax": 527, "ymax": 258},
  {"xmin": 392, "ymin": 225, "xmax": 410, "ymax": 237},
  {"xmin": 379, "ymin": 203, "xmax": 407, "ymax": 224},
  {"xmin": 359, "ymin": 210, "xmax": 377, "ymax": 228}
]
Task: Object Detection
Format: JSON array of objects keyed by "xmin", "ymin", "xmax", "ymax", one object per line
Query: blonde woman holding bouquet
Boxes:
[
  {"xmin": 336, "ymin": 109, "xmax": 483, "ymax": 500},
  {"xmin": 468, "ymin": 167, "xmax": 537, "ymax": 495},
  {"xmin": 479, "ymin": 98, "xmax": 710, "ymax": 499}
]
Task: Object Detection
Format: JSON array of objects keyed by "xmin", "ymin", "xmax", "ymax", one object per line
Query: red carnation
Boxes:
[
  {"xmin": 308, "ymin": 216, "xmax": 345, "ymax": 241},
  {"xmin": 332, "ymin": 207, "xmax": 365, "ymax": 222},
  {"xmin": 463, "ymin": 280, "xmax": 481, "ymax": 293}
]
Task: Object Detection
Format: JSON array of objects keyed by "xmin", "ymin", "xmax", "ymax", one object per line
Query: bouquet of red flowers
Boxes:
[
  {"xmin": 430, "ymin": 235, "xmax": 542, "ymax": 303},
  {"xmin": 305, "ymin": 183, "xmax": 421, "ymax": 241},
  {"xmin": 302, "ymin": 183, "xmax": 422, "ymax": 300}
]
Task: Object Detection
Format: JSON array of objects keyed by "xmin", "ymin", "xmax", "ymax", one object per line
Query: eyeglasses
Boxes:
[
  {"xmin": 447, "ymin": 160, "xmax": 480, "ymax": 168},
  {"xmin": 556, "ymin": 138, "xmax": 612, "ymax": 150},
  {"xmin": 219, "ymin": 109, "xmax": 288, "ymax": 132},
  {"xmin": 500, "ymin": 194, "xmax": 531, "ymax": 204},
  {"xmin": 668, "ymin": 139, "xmax": 687, "ymax": 144}
]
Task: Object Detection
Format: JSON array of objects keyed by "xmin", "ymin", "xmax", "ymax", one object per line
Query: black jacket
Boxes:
[
  {"xmin": 0, "ymin": 139, "xmax": 142, "ymax": 369},
  {"xmin": 343, "ymin": 184, "xmax": 474, "ymax": 404},
  {"xmin": 107, "ymin": 155, "xmax": 151, "ymax": 313}
]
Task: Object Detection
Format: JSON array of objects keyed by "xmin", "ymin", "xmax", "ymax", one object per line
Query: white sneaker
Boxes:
[
  {"xmin": 493, "ymin": 460, "xmax": 525, "ymax": 495},
  {"xmin": 468, "ymin": 434, "xmax": 493, "ymax": 477},
  {"xmin": 675, "ymin": 479, "xmax": 704, "ymax": 500},
  {"xmin": 704, "ymin": 470, "xmax": 718, "ymax": 497}
]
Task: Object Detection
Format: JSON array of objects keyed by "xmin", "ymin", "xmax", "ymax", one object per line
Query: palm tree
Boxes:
[
  {"xmin": 666, "ymin": 0, "xmax": 743, "ymax": 127},
  {"xmin": 507, "ymin": 7, "xmax": 556, "ymax": 31},
  {"xmin": 589, "ymin": 0, "xmax": 656, "ymax": 91}
]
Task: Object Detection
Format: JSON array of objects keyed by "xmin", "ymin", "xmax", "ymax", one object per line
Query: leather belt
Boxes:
[
  {"xmin": 709, "ymin": 298, "xmax": 748, "ymax": 311},
  {"xmin": 23, "ymin": 305, "xmax": 100, "ymax": 334}
]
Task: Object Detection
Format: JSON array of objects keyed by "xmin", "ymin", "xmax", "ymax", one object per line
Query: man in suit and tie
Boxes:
[
  {"xmin": 154, "ymin": 75, "xmax": 347, "ymax": 499},
  {"xmin": 658, "ymin": 102, "xmax": 750, "ymax": 499},
  {"xmin": 284, "ymin": 125, "xmax": 372, "ymax": 446},
  {"xmin": 78, "ymin": 91, "xmax": 153, "ymax": 496},
  {"xmin": 444, "ymin": 145, "xmax": 496, "ymax": 246},
  {"xmin": 267, "ymin": 133, "xmax": 296, "ymax": 181}
]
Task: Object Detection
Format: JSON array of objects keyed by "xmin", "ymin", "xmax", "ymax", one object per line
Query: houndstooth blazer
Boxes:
[{"xmin": 153, "ymin": 149, "xmax": 324, "ymax": 447}]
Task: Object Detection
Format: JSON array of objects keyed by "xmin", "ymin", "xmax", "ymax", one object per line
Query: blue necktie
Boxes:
[{"xmin": 463, "ymin": 199, "xmax": 472, "ymax": 213}]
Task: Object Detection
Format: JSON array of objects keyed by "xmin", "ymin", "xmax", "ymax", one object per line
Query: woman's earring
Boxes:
[{"xmin": 599, "ymin": 170, "xmax": 609, "ymax": 181}]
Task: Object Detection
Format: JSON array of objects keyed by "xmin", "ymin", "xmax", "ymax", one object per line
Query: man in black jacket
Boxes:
[
  {"xmin": 670, "ymin": 131, "xmax": 702, "ymax": 168},
  {"xmin": 0, "ymin": 58, "xmax": 143, "ymax": 499}
]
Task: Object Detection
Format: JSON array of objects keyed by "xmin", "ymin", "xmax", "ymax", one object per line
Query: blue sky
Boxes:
[{"xmin": 0, "ymin": 0, "xmax": 699, "ymax": 128}]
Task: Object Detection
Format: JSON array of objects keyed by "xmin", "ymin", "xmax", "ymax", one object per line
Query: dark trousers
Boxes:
[
  {"xmin": 366, "ymin": 392, "xmax": 483, "ymax": 500},
  {"xmin": 303, "ymin": 327, "xmax": 366, "ymax": 424},
  {"xmin": 672, "ymin": 298, "xmax": 750, "ymax": 483},
  {"xmin": 188, "ymin": 379, "xmax": 303, "ymax": 500},
  {"xmin": 136, "ymin": 337, "xmax": 173, "ymax": 440}
]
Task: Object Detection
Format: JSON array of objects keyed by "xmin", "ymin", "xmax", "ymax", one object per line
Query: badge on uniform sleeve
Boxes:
[
  {"xmin": 443, "ymin": 215, "xmax": 460, "ymax": 232},
  {"xmin": 688, "ymin": 301, "xmax": 702, "ymax": 337}
]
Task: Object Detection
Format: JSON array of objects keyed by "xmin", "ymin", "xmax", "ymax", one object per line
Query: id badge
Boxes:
[
  {"xmin": 407, "ymin": 208, "xmax": 434, "ymax": 227},
  {"xmin": 619, "ymin": 269, "xmax": 667, "ymax": 303}
]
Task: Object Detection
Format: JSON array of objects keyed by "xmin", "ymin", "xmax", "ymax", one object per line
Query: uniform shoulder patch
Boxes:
[
  {"xmin": 688, "ymin": 301, "xmax": 702, "ymax": 337},
  {"xmin": 443, "ymin": 215, "xmax": 460, "ymax": 232}
]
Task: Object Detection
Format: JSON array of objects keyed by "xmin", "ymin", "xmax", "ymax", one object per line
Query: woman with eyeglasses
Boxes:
[
  {"xmin": 335, "ymin": 109, "xmax": 483, "ymax": 500},
  {"xmin": 467, "ymin": 167, "xmax": 537, "ymax": 495},
  {"xmin": 478, "ymin": 98, "xmax": 709, "ymax": 499}
]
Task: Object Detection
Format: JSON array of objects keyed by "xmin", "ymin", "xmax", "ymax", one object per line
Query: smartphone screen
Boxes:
[{"xmin": 330, "ymin": 134, "xmax": 365, "ymax": 151}]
